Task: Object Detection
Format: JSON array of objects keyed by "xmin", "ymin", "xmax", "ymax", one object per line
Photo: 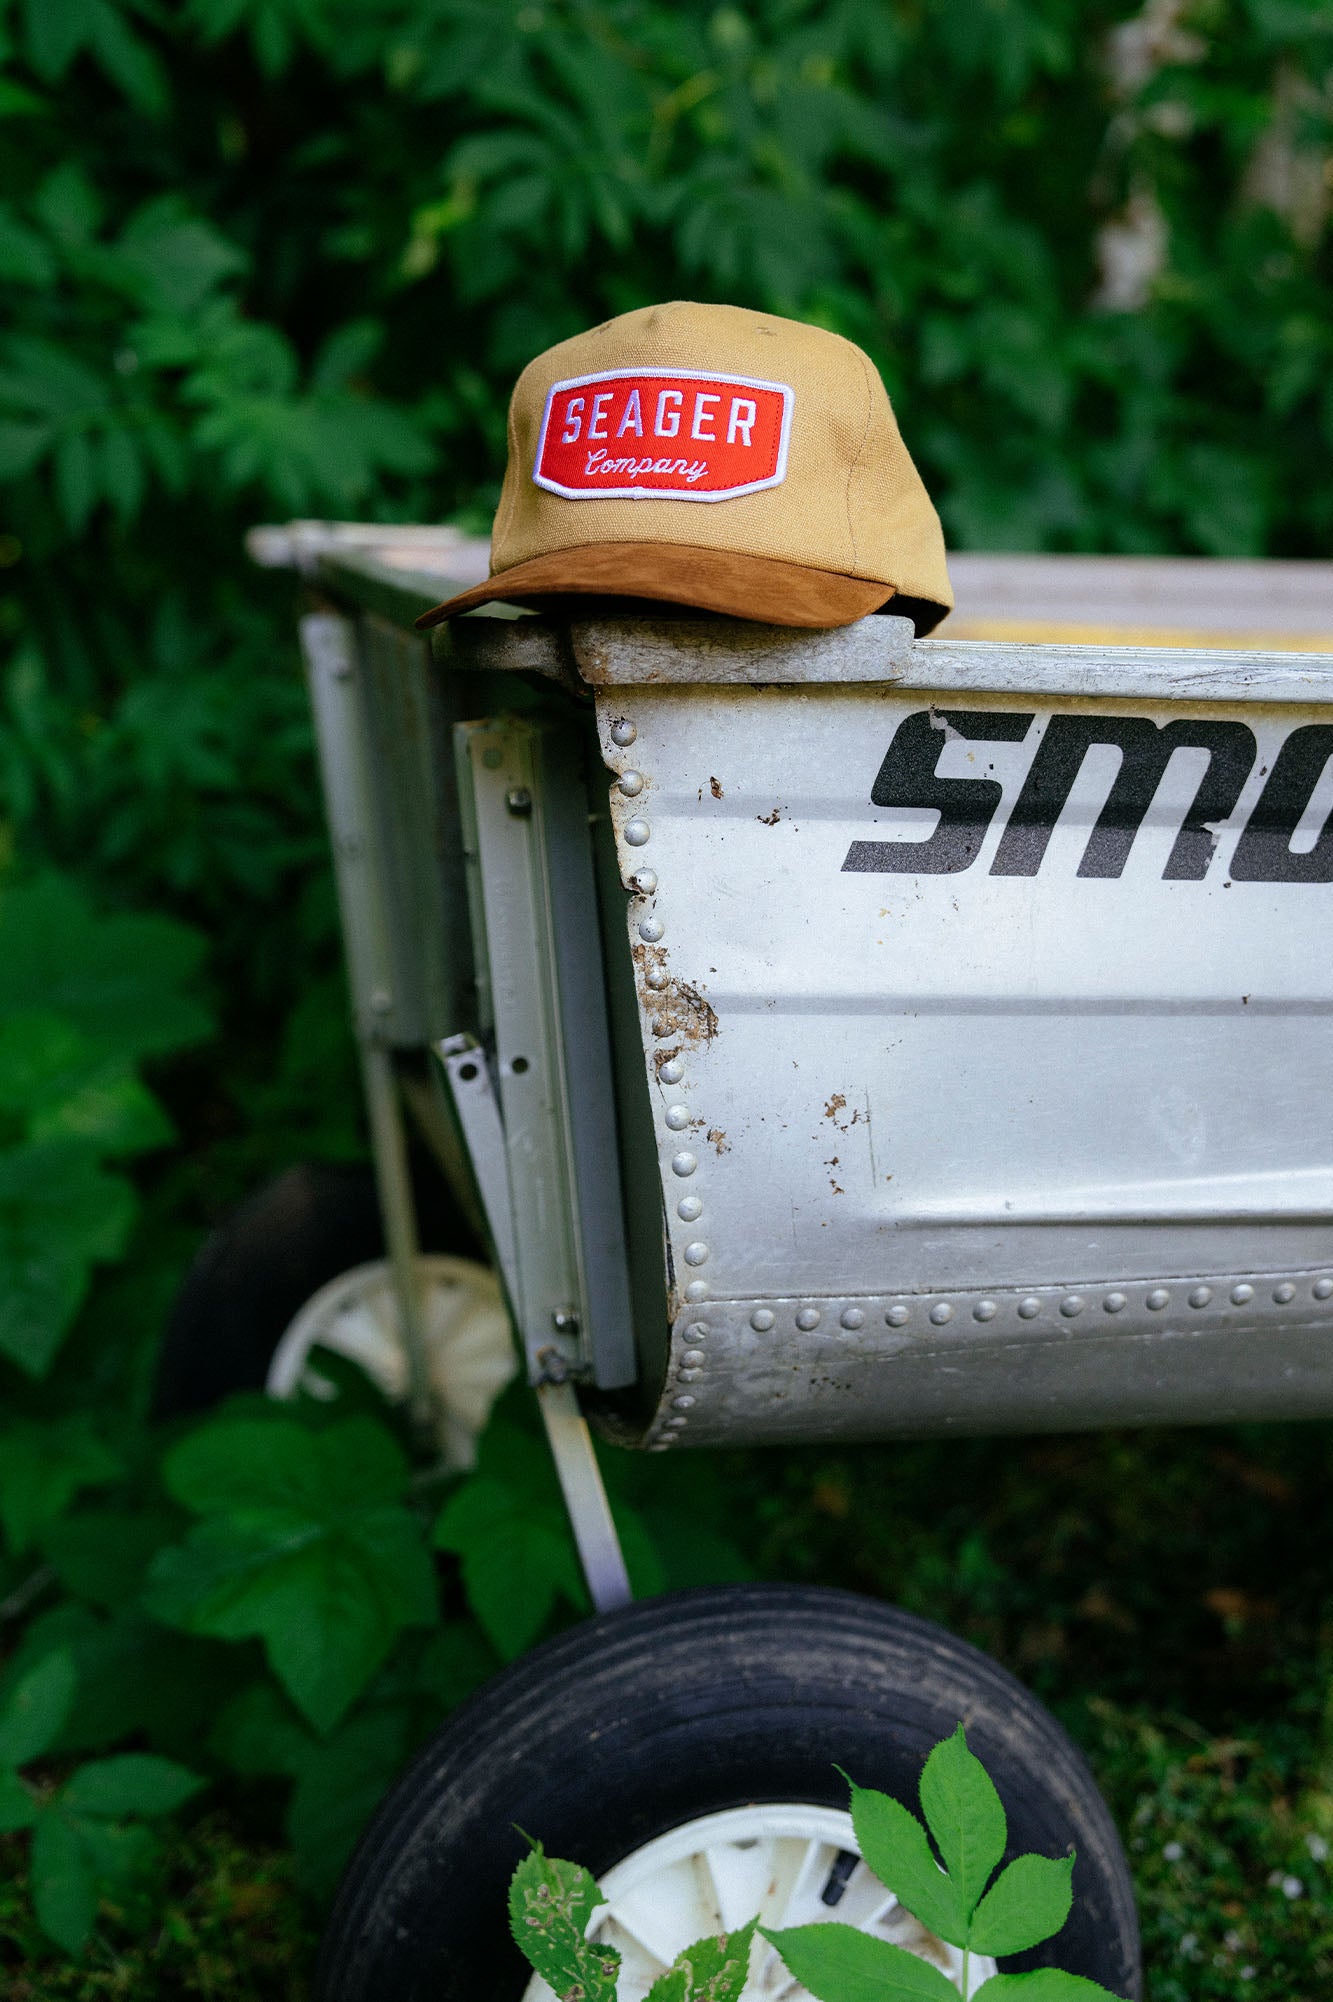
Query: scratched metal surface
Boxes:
[{"xmin": 596, "ymin": 674, "xmax": 1333, "ymax": 1444}]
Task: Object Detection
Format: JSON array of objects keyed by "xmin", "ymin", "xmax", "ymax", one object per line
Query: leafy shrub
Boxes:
[{"xmin": 0, "ymin": 871, "xmax": 747, "ymax": 1959}]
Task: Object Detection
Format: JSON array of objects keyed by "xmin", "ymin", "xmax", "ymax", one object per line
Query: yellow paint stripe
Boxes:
[{"xmin": 943, "ymin": 619, "xmax": 1333, "ymax": 653}]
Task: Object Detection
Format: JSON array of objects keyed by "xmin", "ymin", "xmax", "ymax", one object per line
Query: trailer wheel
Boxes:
[
  {"xmin": 317, "ymin": 1584, "xmax": 1140, "ymax": 2002},
  {"xmin": 152, "ymin": 1165, "xmax": 511, "ymax": 1464}
]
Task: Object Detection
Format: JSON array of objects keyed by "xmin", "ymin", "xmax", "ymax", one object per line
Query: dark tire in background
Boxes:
[
  {"xmin": 152, "ymin": 1161, "xmax": 477, "ymax": 1418},
  {"xmin": 317, "ymin": 1583, "xmax": 1141, "ymax": 2002}
]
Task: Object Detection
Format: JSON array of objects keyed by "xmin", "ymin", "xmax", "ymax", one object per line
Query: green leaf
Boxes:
[
  {"xmin": 919, "ymin": 1724, "xmax": 1008, "ymax": 1918},
  {"xmin": 0, "ymin": 206, "xmax": 54, "ymax": 286},
  {"xmin": 0, "ymin": 876, "xmax": 210, "ymax": 1065},
  {"xmin": 146, "ymin": 1414, "xmax": 439, "ymax": 1732},
  {"xmin": 974, "ymin": 1972, "xmax": 1124, "ymax": 2001},
  {"xmin": 42, "ymin": 1507, "xmax": 179, "ymax": 1611},
  {"xmin": 0, "ymin": 416, "xmax": 50, "ymax": 476},
  {"xmin": 0, "ymin": 1415, "xmax": 122, "ymax": 1553},
  {"xmin": 433, "ymin": 1421, "xmax": 588, "ymax": 1658},
  {"xmin": 0, "ymin": 1138, "xmax": 136, "ymax": 1375},
  {"xmin": 61, "ymin": 1753, "xmax": 204, "ymax": 1819},
  {"xmin": 508, "ymin": 1843, "xmax": 619, "ymax": 2001},
  {"xmin": 162, "ymin": 1410, "xmax": 409, "ymax": 1516},
  {"xmin": 30, "ymin": 1810, "xmax": 96, "ymax": 1955},
  {"xmin": 0, "ymin": 1648, "xmax": 76, "ymax": 1766},
  {"xmin": 0, "ymin": 1768, "xmax": 39, "ymax": 1831},
  {"xmin": 648, "ymin": 1917, "xmax": 758, "ymax": 2002},
  {"xmin": 845, "ymin": 1776, "xmax": 966, "ymax": 1944},
  {"xmin": 760, "ymin": 1924, "xmax": 960, "ymax": 2002},
  {"xmin": 969, "ymin": 1853, "xmax": 1075, "ymax": 1957},
  {"xmin": 286, "ymin": 1702, "xmax": 413, "ymax": 1896}
]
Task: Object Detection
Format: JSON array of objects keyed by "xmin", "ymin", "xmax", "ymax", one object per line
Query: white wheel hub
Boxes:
[
  {"xmin": 265, "ymin": 1255, "xmax": 516, "ymax": 1468},
  {"xmin": 522, "ymin": 1801, "xmax": 997, "ymax": 1999}
]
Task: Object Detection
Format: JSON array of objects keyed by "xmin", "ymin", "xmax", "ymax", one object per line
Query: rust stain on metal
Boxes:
[
  {"xmin": 706, "ymin": 1127, "xmax": 731, "ymax": 1155},
  {"xmin": 632, "ymin": 942, "xmax": 719, "ymax": 1047},
  {"xmin": 824, "ymin": 1093, "xmax": 846, "ymax": 1120},
  {"xmin": 757, "ymin": 805, "xmax": 783, "ymax": 825},
  {"xmin": 709, "ymin": 775, "xmax": 724, "ymax": 799}
]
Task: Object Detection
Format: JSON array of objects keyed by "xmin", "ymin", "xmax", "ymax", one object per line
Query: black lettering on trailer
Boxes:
[
  {"xmin": 841, "ymin": 709, "xmax": 1034, "ymax": 875},
  {"xmin": 989, "ymin": 715, "xmax": 1257, "ymax": 880},
  {"xmin": 1231, "ymin": 724, "xmax": 1333, "ymax": 883}
]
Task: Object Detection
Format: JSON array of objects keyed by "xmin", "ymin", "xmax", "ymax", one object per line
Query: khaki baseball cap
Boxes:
[{"xmin": 416, "ymin": 301, "xmax": 952, "ymax": 633}]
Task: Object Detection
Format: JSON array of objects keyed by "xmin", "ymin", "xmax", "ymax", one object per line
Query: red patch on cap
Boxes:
[{"xmin": 534, "ymin": 369, "xmax": 793, "ymax": 501}]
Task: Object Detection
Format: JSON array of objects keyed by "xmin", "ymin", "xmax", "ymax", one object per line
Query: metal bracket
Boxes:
[
  {"xmin": 452, "ymin": 715, "xmax": 635, "ymax": 1391},
  {"xmin": 537, "ymin": 1382, "xmax": 632, "ymax": 1614},
  {"xmin": 437, "ymin": 1032, "xmax": 633, "ymax": 1613},
  {"xmin": 434, "ymin": 1035, "xmax": 519, "ymax": 1310}
]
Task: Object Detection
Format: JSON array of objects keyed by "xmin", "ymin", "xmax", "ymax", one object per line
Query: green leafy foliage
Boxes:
[
  {"xmin": 0, "ymin": 1416, "xmax": 121, "ymax": 1553},
  {"xmin": 646, "ymin": 1917, "xmax": 758, "ymax": 2002},
  {"xmin": 765, "ymin": 1730, "xmax": 1117, "ymax": 2000},
  {"xmin": 509, "ymin": 1842, "xmax": 622, "ymax": 2002},
  {"xmin": 146, "ymin": 1412, "xmax": 439, "ymax": 1731},
  {"xmin": 509, "ymin": 1842, "xmax": 760, "ymax": 2002},
  {"xmin": 0, "ymin": 1648, "xmax": 204, "ymax": 1953},
  {"xmin": 0, "ymin": 875, "xmax": 208, "ymax": 1375},
  {"xmin": 763, "ymin": 1924, "xmax": 959, "ymax": 2002}
]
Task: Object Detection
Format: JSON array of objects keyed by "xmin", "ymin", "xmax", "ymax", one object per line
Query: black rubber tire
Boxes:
[
  {"xmin": 152, "ymin": 1161, "xmax": 478, "ymax": 1419},
  {"xmin": 317, "ymin": 1583, "xmax": 1141, "ymax": 2001}
]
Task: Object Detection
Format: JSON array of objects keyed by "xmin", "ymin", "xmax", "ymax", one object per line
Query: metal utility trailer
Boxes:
[{"xmin": 246, "ymin": 524, "xmax": 1333, "ymax": 2002}]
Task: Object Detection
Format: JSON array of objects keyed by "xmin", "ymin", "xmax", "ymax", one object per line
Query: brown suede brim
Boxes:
[{"xmin": 413, "ymin": 541, "xmax": 937, "ymax": 632}]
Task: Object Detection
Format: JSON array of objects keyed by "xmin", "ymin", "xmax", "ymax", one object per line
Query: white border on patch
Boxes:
[{"xmin": 533, "ymin": 366, "xmax": 794, "ymax": 501}]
